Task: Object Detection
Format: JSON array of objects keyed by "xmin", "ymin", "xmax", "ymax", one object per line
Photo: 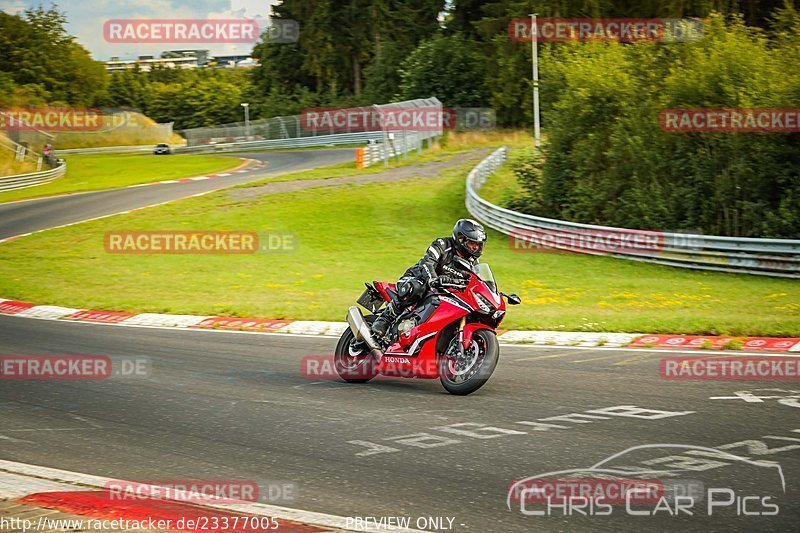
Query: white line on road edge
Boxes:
[
  {"xmin": 0, "ymin": 460, "xmax": 426, "ymax": 533},
  {"xmin": 0, "ymin": 159, "xmax": 259, "ymax": 207},
  {"xmin": 0, "ymin": 191, "xmax": 219, "ymax": 246},
  {"xmin": 2, "ymin": 312, "xmax": 799, "ymax": 357}
]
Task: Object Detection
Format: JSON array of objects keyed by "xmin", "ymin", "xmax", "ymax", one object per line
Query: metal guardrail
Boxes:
[
  {"xmin": 175, "ymin": 131, "xmax": 383, "ymax": 154},
  {"xmin": 55, "ymin": 145, "xmax": 157, "ymax": 155},
  {"xmin": 0, "ymin": 160, "xmax": 66, "ymax": 192},
  {"xmin": 55, "ymin": 132, "xmax": 383, "ymax": 156},
  {"xmin": 466, "ymin": 147, "xmax": 800, "ymax": 278},
  {"xmin": 360, "ymin": 99, "xmax": 442, "ymax": 167},
  {"xmin": 360, "ymin": 130, "xmax": 438, "ymax": 167}
]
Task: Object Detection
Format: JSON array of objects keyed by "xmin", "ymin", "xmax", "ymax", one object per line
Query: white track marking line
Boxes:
[
  {"xmin": 503, "ymin": 343, "xmax": 800, "ymax": 357},
  {"xmin": 0, "ymin": 435, "xmax": 31, "ymax": 444},
  {"xmin": 1, "ymin": 312, "xmax": 798, "ymax": 357},
  {"xmin": 0, "ymin": 191, "xmax": 219, "ymax": 244},
  {"xmin": 0, "ymin": 159, "xmax": 273, "ymax": 243},
  {"xmin": 0, "ymin": 162, "xmax": 257, "ymax": 206},
  {"xmin": 0, "ymin": 460, "xmax": 425, "ymax": 532},
  {"xmin": 0, "ymin": 189, "xmax": 113, "ymax": 206}
]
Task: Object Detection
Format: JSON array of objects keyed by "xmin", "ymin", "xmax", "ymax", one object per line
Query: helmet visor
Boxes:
[
  {"xmin": 465, "ymin": 240, "xmax": 483, "ymax": 254},
  {"xmin": 458, "ymin": 236, "xmax": 485, "ymax": 256}
]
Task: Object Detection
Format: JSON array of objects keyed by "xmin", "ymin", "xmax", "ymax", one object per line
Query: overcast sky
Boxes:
[{"xmin": 1, "ymin": 0, "xmax": 280, "ymax": 60}]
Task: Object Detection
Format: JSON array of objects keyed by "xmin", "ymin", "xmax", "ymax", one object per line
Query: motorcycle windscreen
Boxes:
[{"xmin": 476, "ymin": 263, "xmax": 498, "ymax": 293}]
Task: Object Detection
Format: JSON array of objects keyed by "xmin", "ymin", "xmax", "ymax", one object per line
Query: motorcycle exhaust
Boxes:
[{"xmin": 347, "ymin": 306, "xmax": 382, "ymax": 354}]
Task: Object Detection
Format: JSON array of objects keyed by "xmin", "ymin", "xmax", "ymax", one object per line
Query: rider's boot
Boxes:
[{"xmin": 371, "ymin": 301, "xmax": 398, "ymax": 339}]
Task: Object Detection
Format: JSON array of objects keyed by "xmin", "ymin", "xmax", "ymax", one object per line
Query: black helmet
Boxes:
[{"xmin": 453, "ymin": 218, "xmax": 487, "ymax": 258}]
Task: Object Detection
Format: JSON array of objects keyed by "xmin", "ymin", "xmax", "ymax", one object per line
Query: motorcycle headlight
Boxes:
[{"xmin": 475, "ymin": 293, "xmax": 495, "ymax": 314}]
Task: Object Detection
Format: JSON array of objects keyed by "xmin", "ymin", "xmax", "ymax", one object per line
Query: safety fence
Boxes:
[
  {"xmin": 357, "ymin": 130, "xmax": 439, "ymax": 168},
  {"xmin": 0, "ymin": 132, "xmax": 66, "ymax": 192},
  {"xmin": 179, "ymin": 98, "xmax": 442, "ymax": 149},
  {"xmin": 466, "ymin": 147, "xmax": 800, "ymax": 278},
  {"xmin": 57, "ymin": 99, "xmax": 445, "ymax": 164},
  {"xmin": 0, "ymin": 134, "xmax": 42, "ymax": 167},
  {"xmin": 355, "ymin": 98, "xmax": 443, "ymax": 167},
  {"xmin": 176, "ymin": 131, "xmax": 384, "ymax": 154}
]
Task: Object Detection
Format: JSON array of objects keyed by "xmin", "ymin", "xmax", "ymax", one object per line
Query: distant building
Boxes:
[
  {"xmin": 161, "ymin": 49, "xmax": 211, "ymax": 66},
  {"xmin": 105, "ymin": 55, "xmax": 199, "ymax": 73},
  {"xmin": 208, "ymin": 55, "xmax": 257, "ymax": 68},
  {"xmin": 104, "ymin": 50, "xmax": 257, "ymax": 72},
  {"xmin": 234, "ymin": 58, "xmax": 259, "ymax": 69}
]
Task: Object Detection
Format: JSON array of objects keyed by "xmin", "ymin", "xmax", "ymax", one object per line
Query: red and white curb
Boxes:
[
  {"xmin": 0, "ymin": 460, "xmax": 423, "ymax": 532},
  {"xmin": 1, "ymin": 297, "xmax": 799, "ymax": 351},
  {"xmin": 124, "ymin": 159, "xmax": 265, "ymax": 189}
]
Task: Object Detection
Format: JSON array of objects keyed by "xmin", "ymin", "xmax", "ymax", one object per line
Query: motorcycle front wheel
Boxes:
[{"xmin": 438, "ymin": 329, "xmax": 499, "ymax": 395}]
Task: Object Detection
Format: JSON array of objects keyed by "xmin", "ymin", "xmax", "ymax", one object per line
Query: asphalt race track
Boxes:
[
  {"xmin": 1, "ymin": 315, "xmax": 798, "ymax": 532},
  {"xmin": 0, "ymin": 149, "xmax": 354, "ymax": 240},
  {"xmin": 1, "ymin": 147, "xmax": 798, "ymax": 532}
]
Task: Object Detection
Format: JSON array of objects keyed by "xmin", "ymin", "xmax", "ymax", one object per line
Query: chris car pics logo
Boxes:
[{"xmin": 508, "ymin": 443, "xmax": 785, "ymax": 517}]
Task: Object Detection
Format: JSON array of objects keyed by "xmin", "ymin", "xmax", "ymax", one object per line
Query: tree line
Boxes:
[
  {"xmin": 1, "ymin": 2, "xmax": 798, "ymax": 237},
  {"xmin": 508, "ymin": 10, "xmax": 800, "ymax": 238}
]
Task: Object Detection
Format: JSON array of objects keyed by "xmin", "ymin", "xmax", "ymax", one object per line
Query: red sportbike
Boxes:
[{"xmin": 335, "ymin": 260, "xmax": 521, "ymax": 395}]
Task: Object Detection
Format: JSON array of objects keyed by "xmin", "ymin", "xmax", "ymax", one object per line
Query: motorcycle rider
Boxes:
[{"xmin": 371, "ymin": 218, "xmax": 487, "ymax": 340}]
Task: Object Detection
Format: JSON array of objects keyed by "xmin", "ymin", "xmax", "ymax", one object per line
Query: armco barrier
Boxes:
[
  {"xmin": 55, "ymin": 144, "xmax": 156, "ymax": 155},
  {"xmin": 55, "ymin": 131, "xmax": 384, "ymax": 156},
  {"xmin": 466, "ymin": 147, "xmax": 800, "ymax": 278},
  {"xmin": 0, "ymin": 160, "xmax": 66, "ymax": 192},
  {"xmin": 174, "ymin": 131, "xmax": 385, "ymax": 154}
]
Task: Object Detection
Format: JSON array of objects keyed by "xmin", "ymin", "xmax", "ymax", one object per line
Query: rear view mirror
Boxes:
[{"xmin": 504, "ymin": 293, "xmax": 522, "ymax": 305}]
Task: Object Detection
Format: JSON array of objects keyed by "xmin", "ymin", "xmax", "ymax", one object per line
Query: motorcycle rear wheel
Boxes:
[{"xmin": 438, "ymin": 329, "xmax": 499, "ymax": 395}]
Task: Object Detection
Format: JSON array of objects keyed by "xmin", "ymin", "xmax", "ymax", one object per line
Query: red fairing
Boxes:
[
  {"xmin": 372, "ymin": 281, "xmax": 396, "ymax": 302},
  {"xmin": 371, "ymin": 270, "xmax": 505, "ymax": 379},
  {"xmin": 462, "ymin": 322, "xmax": 495, "ymax": 350}
]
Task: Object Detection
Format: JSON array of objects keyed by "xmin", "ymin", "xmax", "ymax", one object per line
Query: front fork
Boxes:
[{"xmin": 455, "ymin": 316, "xmax": 467, "ymax": 358}]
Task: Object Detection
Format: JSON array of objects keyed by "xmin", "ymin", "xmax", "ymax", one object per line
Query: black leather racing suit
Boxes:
[
  {"xmin": 371, "ymin": 237, "xmax": 478, "ymax": 338},
  {"xmin": 402, "ymin": 236, "xmax": 478, "ymax": 290}
]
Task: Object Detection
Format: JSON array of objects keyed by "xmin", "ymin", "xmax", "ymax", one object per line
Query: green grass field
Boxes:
[
  {"xmin": 0, "ymin": 153, "xmax": 242, "ymax": 203},
  {"xmin": 0, "ymin": 145, "xmax": 797, "ymax": 336},
  {"xmin": 476, "ymin": 164, "xmax": 522, "ymax": 206}
]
